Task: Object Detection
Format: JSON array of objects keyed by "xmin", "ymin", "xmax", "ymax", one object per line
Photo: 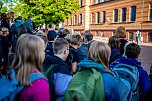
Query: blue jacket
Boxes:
[
  {"xmin": 110, "ymin": 57, "xmax": 150, "ymax": 98},
  {"xmin": 109, "ymin": 48, "xmax": 120, "ymax": 64},
  {"xmin": 77, "ymin": 43, "xmax": 88, "ymax": 61},
  {"xmin": 44, "ymin": 55, "xmax": 72, "ymax": 101},
  {"xmin": 78, "ymin": 60, "xmax": 120, "ymax": 101}
]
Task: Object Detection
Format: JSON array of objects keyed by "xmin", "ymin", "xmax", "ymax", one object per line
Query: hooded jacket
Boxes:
[
  {"xmin": 110, "ymin": 56, "xmax": 150, "ymax": 99},
  {"xmin": 44, "ymin": 55, "xmax": 72, "ymax": 101},
  {"xmin": 78, "ymin": 60, "xmax": 120, "ymax": 101}
]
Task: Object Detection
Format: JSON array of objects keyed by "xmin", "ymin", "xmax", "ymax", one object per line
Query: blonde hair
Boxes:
[
  {"xmin": 11, "ymin": 34, "xmax": 45, "ymax": 86},
  {"xmin": 115, "ymin": 26, "xmax": 126, "ymax": 38},
  {"xmin": 88, "ymin": 41, "xmax": 111, "ymax": 70}
]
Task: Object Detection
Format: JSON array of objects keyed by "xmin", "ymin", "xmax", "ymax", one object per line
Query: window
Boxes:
[
  {"xmin": 114, "ymin": 9, "xmax": 118, "ymax": 22},
  {"xmin": 92, "ymin": 13, "xmax": 95, "ymax": 24},
  {"xmin": 80, "ymin": 0, "xmax": 83, "ymax": 7},
  {"xmin": 79, "ymin": 14, "xmax": 82, "ymax": 25},
  {"xmin": 150, "ymin": 3, "xmax": 152, "ymax": 20},
  {"xmin": 122, "ymin": 8, "xmax": 126, "ymax": 22},
  {"xmin": 97, "ymin": 12, "xmax": 100, "ymax": 24},
  {"xmin": 75, "ymin": 15, "xmax": 77, "ymax": 25},
  {"xmin": 71, "ymin": 18, "xmax": 72, "ymax": 25},
  {"xmin": 103, "ymin": 11, "xmax": 106, "ymax": 23},
  {"xmin": 131, "ymin": 6, "xmax": 136, "ymax": 21},
  {"xmin": 102, "ymin": 31, "xmax": 104, "ymax": 37},
  {"xmin": 129, "ymin": 32, "xmax": 134, "ymax": 41},
  {"xmin": 98, "ymin": 0, "xmax": 101, "ymax": 3}
]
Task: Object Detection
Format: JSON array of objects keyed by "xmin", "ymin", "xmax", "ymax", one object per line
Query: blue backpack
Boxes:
[
  {"xmin": 112, "ymin": 63, "xmax": 139, "ymax": 101},
  {"xmin": 0, "ymin": 69, "xmax": 47, "ymax": 101}
]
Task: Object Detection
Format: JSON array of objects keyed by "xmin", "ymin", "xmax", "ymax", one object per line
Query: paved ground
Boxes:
[{"xmin": 138, "ymin": 42, "xmax": 152, "ymax": 74}]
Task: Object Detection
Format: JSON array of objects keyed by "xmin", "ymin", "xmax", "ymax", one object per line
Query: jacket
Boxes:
[
  {"xmin": 78, "ymin": 60, "xmax": 120, "ymax": 101},
  {"xmin": 44, "ymin": 55, "xmax": 72, "ymax": 101},
  {"xmin": 110, "ymin": 57, "xmax": 150, "ymax": 99}
]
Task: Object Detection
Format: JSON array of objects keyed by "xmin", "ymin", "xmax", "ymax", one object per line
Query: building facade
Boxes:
[{"xmin": 64, "ymin": 0, "xmax": 152, "ymax": 42}]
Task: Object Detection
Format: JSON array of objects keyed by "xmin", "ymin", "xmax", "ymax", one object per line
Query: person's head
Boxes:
[
  {"xmin": 88, "ymin": 41, "xmax": 111, "ymax": 69},
  {"xmin": 83, "ymin": 31, "xmax": 93, "ymax": 43},
  {"xmin": 28, "ymin": 15, "xmax": 33, "ymax": 20},
  {"xmin": 36, "ymin": 30, "xmax": 47, "ymax": 44},
  {"xmin": 11, "ymin": 34, "xmax": 45, "ymax": 86},
  {"xmin": 2, "ymin": 27, "xmax": 9, "ymax": 36},
  {"xmin": 115, "ymin": 26, "xmax": 126, "ymax": 38},
  {"xmin": 48, "ymin": 22, "xmax": 55, "ymax": 29},
  {"xmin": 55, "ymin": 26, "xmax": 59, "ymax": 31},
  {"xmin": 53, "ymin": 38, "xmax": 69, "ymax": 60},
  {"xmin": 125, "ymin": 43, "xmax": 141, "ymax": 58},
  {"xmin": 65, "ymin": 34, "xmax": 72, "ymax": 44},
  {"xmin": 70, "ymin": 33, "xmax": 82, "ymax": 49},
  {"xmin": 108, "ymin": 35, "xmax": 120, "ymax": 50},
  {"xmin": 58, "ymin": 28, "xmax": 71, "ymax": 38},
  {"xmin": 47, "ymin": 30, "xmax": 59, "ymax": 41},
  {"xmin": 17, "ymin": 16, "xmax": 22, "ymax": 20},
  {"xmin": 1, "ymin": 13, "xmax": 7, "ymax": 19}
]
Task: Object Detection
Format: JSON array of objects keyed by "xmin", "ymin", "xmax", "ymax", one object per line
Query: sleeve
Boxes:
[{"xmin": 54, "ymin": 73, "xmax": 72, "ymax": 96}]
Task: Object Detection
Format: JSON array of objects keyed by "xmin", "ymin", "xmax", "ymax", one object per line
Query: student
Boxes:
[
  {"xmin": 115, "ymin": 26, "xmax": 128, "ymax": 55},
  {"xmin": 24, "ymin": 15, "xmax": 35, "ymax": 34},
  {"xmin": 43, "ymin": 38, "xmax": 72, "ymax": 101},
  {"xmin": 66, "ymin": 33, "xmax": 82, "ymax": 75},
  {"xmin": 108, "ymin": 35, "xmax": 121, "ymax": 64},
  {"xmin": 65, "ymin": 41, "xmax": 120, "ymax": 101},
  {"xmin": 110, "ymin": 43, "xmax": 150, "ymax": 100},
  {"xmin": 11, "ymin": 34, "xmax": 50, "ymax": 101},
  {"xmin": 77, "ymin": 30, "xmax": 93, "ymax": 61},
  {"xmin": 45, "ymin": 30, "xmax": 59, "ymax": 56}
]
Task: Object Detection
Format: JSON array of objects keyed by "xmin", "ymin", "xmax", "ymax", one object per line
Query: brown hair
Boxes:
[
  {"xmin": 88, "ymin": 41, "xmax": 111, "ymax": 70},
  {"xmin": 53, "ymin": 38, "xmax": 69, "ymax": 55},
  {"xmin": 11, "ymin": 34, "xmax": 45, "ymax": 86},
  {"xmin": 70, "ymin": 33, "xmax": 82, "ymax": 46},
  {"xmin": 108, "ymin": 35, "xmax": 120, "ymax": 50},
  {"xmin": 115, "ymin": 26, "xmax": 126, "ymax": 38}
]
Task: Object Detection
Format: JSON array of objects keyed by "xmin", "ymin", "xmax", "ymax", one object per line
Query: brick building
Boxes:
[{"xmin": 64, "ymin": 0, "xmax": 152, "ymax": 42}]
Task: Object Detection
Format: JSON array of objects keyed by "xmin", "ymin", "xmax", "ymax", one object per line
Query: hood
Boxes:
[
  {"xmin": 119, "ymin": 57, "xmax": 141, "ymax": 68},
  {"xmin": 78, "ymin": 60, "xmax": 108, "ymax": 72},
  {"xmin": 44, "ymin": 55, "xmax": 68, "ymax": 67}
]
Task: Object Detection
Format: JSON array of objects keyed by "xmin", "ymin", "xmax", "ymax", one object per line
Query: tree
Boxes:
[{"xmin": 13, "ymin": 0, "xmax": 80, "ymax": 25}]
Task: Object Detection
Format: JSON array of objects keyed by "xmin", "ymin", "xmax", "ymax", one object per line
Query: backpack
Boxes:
[
  {"xmin": 112, "ymin": 63, "xmax": 139, "ymax": 101},
  {"xmin": 64, "ymin": 68, "xmax": 105, "ymax": 101},
  {"xmin": 44, "ymin": 64, "xmax": 60, "ymax": 101},
  {"xmin": 0, "ymin": 69, "xmax": 47, "ymax": 101}
]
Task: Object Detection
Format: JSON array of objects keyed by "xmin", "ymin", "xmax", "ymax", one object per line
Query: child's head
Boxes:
[
  {"xmin": 108, "ymin": 35, "xmax": 120, "ymax": 50},
  {"xmin": 115, "ymin": 26, "xmax": 126, "ymax": 38},
  {"xmin": 125, "ymin": 43, "xmax": 141, "ymax": 58},
  {"xmin": 12, "ymin": 34, "xmax": 45, "ymax": 85},
  {"xmin": 88, "ymin": 41, "xmax": 111, "ymax": 69},
  {"xmin": 53, "ymin": 38, "xmax": 69, "ymax": 60},
  {"xmin": 83, "ymin": 31, "xmax": 93, "ymax": 42},
  {"xmin": 70, "ymin": 33, "xmax": 82, "ymax": 49}
]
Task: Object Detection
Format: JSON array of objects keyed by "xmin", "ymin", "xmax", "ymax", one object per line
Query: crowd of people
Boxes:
[{"xmin": 0, "ymin": 13, "xmax": 152, "ymax": 101}]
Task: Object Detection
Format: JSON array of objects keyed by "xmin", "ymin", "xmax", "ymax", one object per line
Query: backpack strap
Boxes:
[
  {"xmin": 92, "ymin": 68, "xmax": 105, "ymax": 101},
  {"xmin": 44, "ymin": 64, "xmax": 60, "ymax": 101},
  {"xmin": 29, "ymin": 73, "xmax": 48, "ymax": 83}
]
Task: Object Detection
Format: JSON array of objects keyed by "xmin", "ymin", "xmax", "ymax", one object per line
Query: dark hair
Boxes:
[
  {"xmin": 125, "ymin": 43, "xmax": 141, "ymax": 58},
  {"xmin": 28, "ymin": 15, "xmax": 32, "ymax": 19},
  {"xmin": 48, "ymin": 23, "xmax": 54, "ymax": 28},
  {"xmin": 108, "ymin": 35, "xmax": 120, "ymax": 50}
]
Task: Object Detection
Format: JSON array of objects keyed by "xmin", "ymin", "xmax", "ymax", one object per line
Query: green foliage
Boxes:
[{"xmin": 13, "ymin": 0, "xmax": 80, "ymax": 25}]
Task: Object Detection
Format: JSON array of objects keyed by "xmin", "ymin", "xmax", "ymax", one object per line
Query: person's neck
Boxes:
[
  {"xmin": 71, "ymin": 45, "xmax": 78, "ymax": 49},
  {"xmin": 55, "ymin": 54, "xmax": 66, "ymax": 61}
]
